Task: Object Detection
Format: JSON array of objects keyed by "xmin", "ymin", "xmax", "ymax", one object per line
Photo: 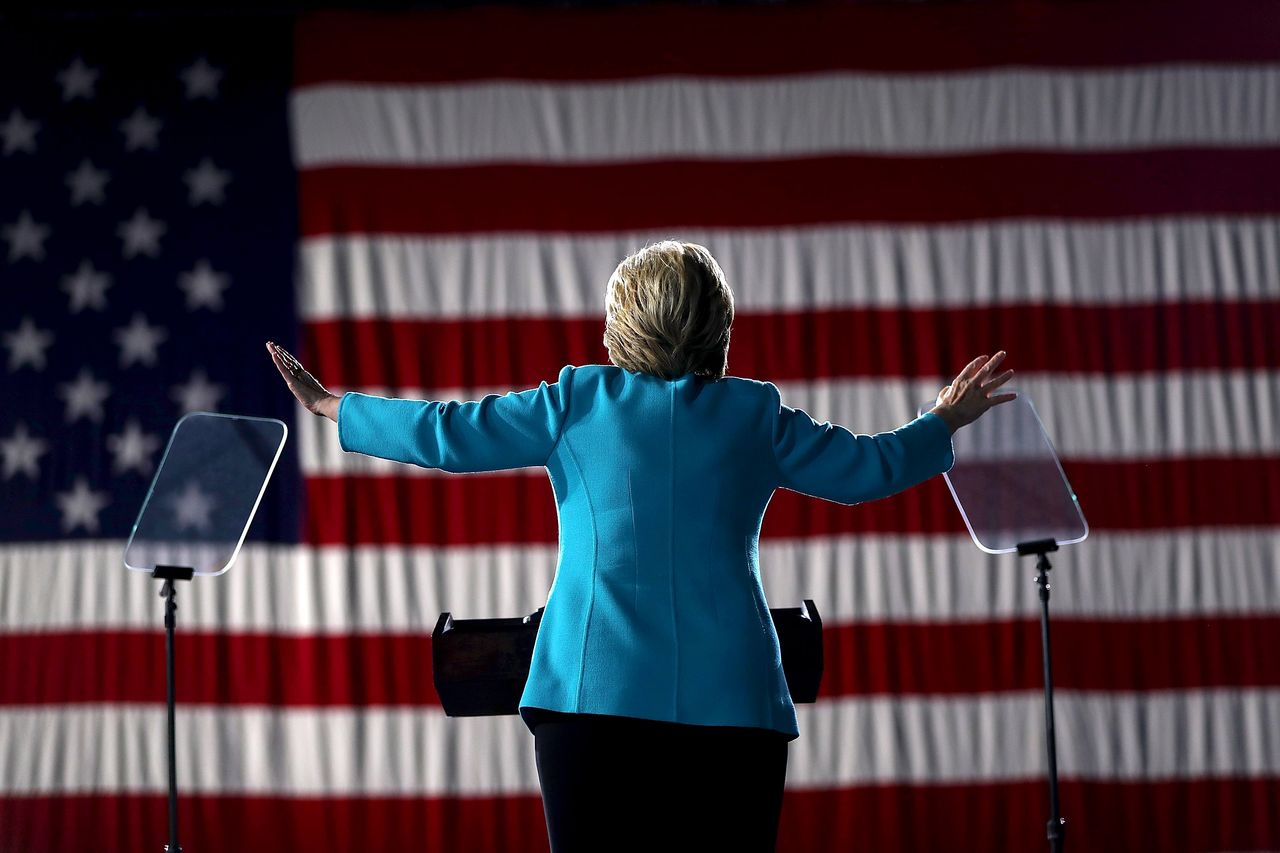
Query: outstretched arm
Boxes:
[
  {"xmin": 337, "ymin": 367, "xmax": 572, "ymax": 472},
  {"xmin": 267, "ymin": 340, "xmax": 573, "ymax": 473},
  {"xmin": 769, "ymin": 351, "xmax": 1016, "ymax": 506},
  {"xmin": 771, "ymin": 392, "xmax": 956, "ymax": 506}
]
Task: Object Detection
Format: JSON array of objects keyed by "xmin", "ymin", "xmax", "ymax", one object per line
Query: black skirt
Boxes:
[{"xmin": 529, "ymin": 708, "xmax": 790, "ymax": 853}]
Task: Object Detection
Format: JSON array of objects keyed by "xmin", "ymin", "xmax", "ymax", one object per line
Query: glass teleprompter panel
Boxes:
[
  {"xmin": 124, "ymin": 412, "xmax": 287, "ymax": 576},
  {"xmin": 919, "ymin": 393, "xmax": 1087, "ymax": 555}
]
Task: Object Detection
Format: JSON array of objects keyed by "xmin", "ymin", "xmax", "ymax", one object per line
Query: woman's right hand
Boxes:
[
  {"xmin": 929, "ymin": 351, "xmax": 1016, "ymax": 433},
  {"xmin": 267, "ymin": 340, "xmax": 342, "ymax": 422}
]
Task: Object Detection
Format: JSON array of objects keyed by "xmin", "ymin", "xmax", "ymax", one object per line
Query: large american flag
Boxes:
[{"xmin": 2, "ymin": 3, "xmax": 1278, "ymax": 851}]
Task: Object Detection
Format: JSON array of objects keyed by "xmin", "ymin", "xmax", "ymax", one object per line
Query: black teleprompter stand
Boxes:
[
  {"xmin": 1017, "ymin": 538, "xmax": 1067, "ymax": 853},
  {"xmin": 126, "ymin": 413, "xmax": 288, "ymax": 851},
  {"xmin": 152, "ymin": 564, "xmax": 195, "ymax": 853}
]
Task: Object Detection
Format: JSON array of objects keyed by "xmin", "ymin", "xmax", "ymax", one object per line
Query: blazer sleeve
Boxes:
[
  {"xmin": 336, "ymin": 364, "xmax": 573, "ymax": 472},
  {"xmin": 768, "ymin": 382, "xmax": 955, "ymax": 506}
]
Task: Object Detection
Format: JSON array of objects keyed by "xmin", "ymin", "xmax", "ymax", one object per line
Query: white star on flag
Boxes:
[
  {"xmin": 171, "ymin": 369, "xmax": 225, "ymax": 414},
  {"xmin": 106, "ymin": 419, "xmax": 161, "ymax": 476},
  {"xmin": 119, "ymin": 104, "xmax": 161, "ymax": 150},
  {"xmin": 0, "ymin": 422, "xmax": 48, "ymax": 480},
  {"xmin": 57, "ymin": 369, "xmax": 111, "ymax": 423},
  {"xmin": 178, "ymin": 259, "xmax": 230, "ymax": 310},
  {"xmin": 3, "ymin": 317, "xmax": 54, "ymax": 372},
  {"xmin": 117, "ymin": 207, "xmax": 166, "ymax": 258},
  {"xmin": 113, "ymin": 313, "xmax": 167, "ymax": 367},
  {"xmin": 169, "ymin": 479, "xmax": 216, "ymax": 532},
  {"xmin": 56, "ymin": 56, "xmax": 100, "ymax": 101},
  {"xmin": 183, "ymin": 157, "xmax": 231, "ymax": 205},
  {"xmin": 0, "ymin": 108, "xmax": 39, "ymax": 155},
  {"xmin": 55, "ymin": 476, "xmax": 110, "ymax": 533},
  {"xmin": 3, "ymin": 209, "xmax": 51, "ymax": 261},
  {"xmin": 61, "ymin": 259, "xmax": 113, "ymax": 312},
  {"xmin": 65, "ymin": 158, "xmax": 110, "ymax": 206},
  {"xmin": 180, "ymin": 56, "xmax": 223, "ymax": 99}
]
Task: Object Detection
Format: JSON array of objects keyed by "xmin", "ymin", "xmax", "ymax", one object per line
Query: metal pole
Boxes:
[
  {"xmin": 1035, "ymin": 551, "xmax": 1066, "ymax": 853},
  {"xmin": 153, "ymin": 564, "xmax": 193, "ymax": 853},
  {"xmin": 163, "ymin": 578, "xmax": 182, "ymax": 853}
]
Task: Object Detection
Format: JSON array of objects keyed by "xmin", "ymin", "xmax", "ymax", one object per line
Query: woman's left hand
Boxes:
[{"xmin": 267, "ymin": 341, "xmax": 340, "ymax": 421}]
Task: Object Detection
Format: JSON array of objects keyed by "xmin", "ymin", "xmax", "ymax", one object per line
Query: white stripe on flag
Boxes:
[
  {"xmin": 298, "ymin": 218, "xmax": 1280, "ymax": 320},
  {"xmin": 2, "ymin": 689, "xmax": 1276, "ymax": 795},
  {"xmin": 290, "ymin": 66, "xmax": 1280, "ymax": 166},
  {"xmin": 2, "ymin": 533, "xmax": 1276, "ymax": 633}
]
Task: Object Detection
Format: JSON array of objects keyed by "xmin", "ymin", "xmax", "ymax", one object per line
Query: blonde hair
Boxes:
[{"xmin": 603, "ymin": 240, "xmax": 735, "ymax": 381}]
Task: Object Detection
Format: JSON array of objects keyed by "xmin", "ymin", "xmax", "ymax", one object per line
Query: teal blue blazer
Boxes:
[{"xmin": 337, "ymin": 364, "xmax": 955, "ymax": 740}]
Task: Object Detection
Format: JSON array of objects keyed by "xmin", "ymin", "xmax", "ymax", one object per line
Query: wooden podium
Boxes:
[{"xmin": 432, "ymin": 599, "xmax": 824, "ymax": 716}]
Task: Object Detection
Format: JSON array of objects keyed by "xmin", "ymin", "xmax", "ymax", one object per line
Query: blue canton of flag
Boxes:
[{"xmin": 0, "ymin": 18, "xmax": 300, "ymax": 545}]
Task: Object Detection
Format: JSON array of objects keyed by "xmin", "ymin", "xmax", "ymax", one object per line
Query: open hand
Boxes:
[
  {"xmin": 266, "ymin": 341, "xmax": 340, "ymax": 421},
  {"xmin": 930, "ymin": 351, "xmax": 1016, "ymax": 433}
]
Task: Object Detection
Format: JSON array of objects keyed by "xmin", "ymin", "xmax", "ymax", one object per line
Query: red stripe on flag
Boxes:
[
  {"xmin": 293, "ymin": 4, "xmax": 1280, "ymax": 85},
  {"xmin": 304, "ymin": 472, "xmax": 561, "ymax": 546},
  {"xmin": 302, "ymin": 300, "xmax": 1280, "ymax": 389},
  {"xmin": 302, "ymin": 460, "xmax": 1279, "ymax": 546},
  {"xmin": 821, "ymin": 616, "xmax": 1280, "ymax": 697},
  {"xmin": 0, "ymin": 631, "xmax": 438, "ymax": 706},
  {"xmin": 778, "ymin": 777, "xmax": 1280, "ymax": 853},
  {"xmin": 2, "ymin": 616, "xmax": 1277, "ymax": 706},
  {"xmin": 0, "ymin": 792, "xmax": 548, "ymax": 853},
  {"xmin": 5, "ymin": 777, "xmax": 1278, "ymax": 852},
  {"xmin": 297, "ymin": 151, "xmax": 1280, "ymax": 236}
]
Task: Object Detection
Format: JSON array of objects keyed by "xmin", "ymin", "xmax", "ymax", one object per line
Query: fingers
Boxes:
[
  {"xmin": 269, "ymin": 352, "xmax": 306, "ymax": 403},
  {"xmin": 269, "ymin": 352, "xmax": 298, "ymax": 386},
  {"xmin": 267, "ymin": 341, "xmax": 308, "ymax": 379},
  {"xmin": 944, "ymin": 352, "xmax": 1017, "ymax": 423},
  {"xmin": 268, "ymin": 345, "xmax": 291, "ymax": 376},
  {"xmin": 956, "ymin": 350, "xmax": 1007, "ymax": 384},
  {"xmin": 955, "ymin": 351, "xmax": 1010, "ymax": 389},
  {"xmin": 271, "ymin": 342, "xmax": 303, "ymax": 372},
  {"xmin": 267, "ymin": 341, "xmax": 286, "ymax": 367},
  {"xmin": 955, "ymin": 355, "xmax": 986, "ymax": 383},
  {"xmin": 981, "ymin": 368, "xmax": 1014, "ymax": 391},
  {"xmin": 975, "ymin": 350, "xmax": 1006, "ymax": 380},
  {"xmin": 267, "ymin": 340, "xmax": 313, "ymax": 405}
]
